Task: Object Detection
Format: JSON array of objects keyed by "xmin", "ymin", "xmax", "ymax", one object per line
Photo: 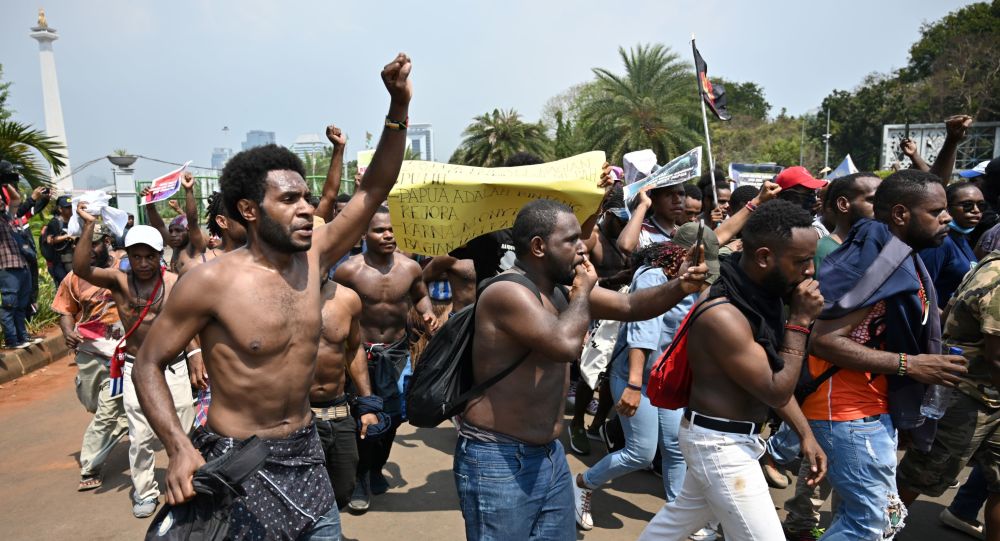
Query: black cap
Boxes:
[
  {"xmin": 56, "ymin": 195, "xmax": 72, "ymax": 208},
  {"xmin": 986, "ymin": 157, "xmax": 1000, "ymax": 178}
]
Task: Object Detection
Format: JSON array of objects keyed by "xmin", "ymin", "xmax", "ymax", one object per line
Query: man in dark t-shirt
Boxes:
[
  {"xmin": 449, "ymin": 228, "xmax": 516, "ymax": 285},
  {"xmin": 44, "ymin": 195, "xmax": 76, "ymax": 286}
]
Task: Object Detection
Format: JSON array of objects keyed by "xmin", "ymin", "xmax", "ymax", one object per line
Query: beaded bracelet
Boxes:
[
  {"xmin": 897, "ymin": 353, "xmax": 908, "ymax": 376},
  {"xmin": 384, "ymin": 115, "xmax": 409, "ymax": 130}
]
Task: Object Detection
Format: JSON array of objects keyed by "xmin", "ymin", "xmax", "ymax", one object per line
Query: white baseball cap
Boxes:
[
  {"xmin": 124, "ymin": 225, "xmax": 164, "ymax": 252},
  {"xmin": 959, "ymin": 160, "xmax": 990, "ymax": 178}
]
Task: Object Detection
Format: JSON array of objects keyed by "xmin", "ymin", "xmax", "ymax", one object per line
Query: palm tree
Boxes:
[
  {"xmin": 456, "ymin": 108, "xmax": 551, "ymax": 167},
  {"xmin": 579, "ymin": 43, "xmax": 701, "ymax": 164},
  {"xmin": 0, "ymin": 120, "xmax": 66, "ymax": 186}
]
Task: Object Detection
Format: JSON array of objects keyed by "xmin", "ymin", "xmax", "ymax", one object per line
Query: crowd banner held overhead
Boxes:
[
  {"xmin": 623, "ymin": 149, "xmax": 658, "ymax": 184},
  {"xmin": 357, "ymin": 150, "xmax": 375, "ymax": 176},
  {"xmin": 623, "ymin": 146, "xmax": 703, "ymax": 211},
  {"xmin": 826, "ymin": 154, "xmax": 859, "ymax": 180},
  {"xmin": 141, "ymin": 161, "xmax": 190, "ymax": 206},
  {"xmin": 729, "ymin": 163, "xmax": 784, "ymax": 190},
  {"xmin": 386, "ymin": 151, "xmax": 607, "ymax": 256}
]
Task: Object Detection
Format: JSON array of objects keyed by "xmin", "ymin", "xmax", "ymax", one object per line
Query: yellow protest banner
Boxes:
[{"xmin": 387, "ymin": 151, "xmax": 607, "ymax": 256}]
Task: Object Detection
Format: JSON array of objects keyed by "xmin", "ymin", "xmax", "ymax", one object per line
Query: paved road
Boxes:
[{"xmin": 0, "ymin": 356, "xmax": 979, "ymax": 540}]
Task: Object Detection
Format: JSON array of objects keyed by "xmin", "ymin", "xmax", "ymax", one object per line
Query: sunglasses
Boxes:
[{"xmin": 952, "ymin": 200, "xmax": 986, "ymax": 213}]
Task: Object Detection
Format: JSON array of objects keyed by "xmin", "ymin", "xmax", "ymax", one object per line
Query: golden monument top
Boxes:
[{"xmin": 37, "ymin": 8, "xmax": 48, "ymax": 29}]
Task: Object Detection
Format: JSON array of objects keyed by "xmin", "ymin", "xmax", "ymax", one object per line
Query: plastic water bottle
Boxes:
[{"xmin": 920, "ymin": 347, "xmax": 963, "ymax": 420}]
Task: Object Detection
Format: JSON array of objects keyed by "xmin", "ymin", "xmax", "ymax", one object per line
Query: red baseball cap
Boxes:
[{"xmin": 775, "ymin": 166, "xmax": 828, "ymax": 191}]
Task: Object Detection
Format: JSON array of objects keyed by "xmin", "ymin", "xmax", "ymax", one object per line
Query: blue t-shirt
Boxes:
[
  {"xmin": 610, "ymin": 266, "xmax": 697, "ymax": 386},
  {"xmin": 919, "ymin": 230, "xmax": 977, "ymax": 308}
]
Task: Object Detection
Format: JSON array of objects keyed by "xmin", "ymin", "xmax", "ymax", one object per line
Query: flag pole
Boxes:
[{"xmin": 692, "ymin": 34, "xmax": 719, "ymax": 211}]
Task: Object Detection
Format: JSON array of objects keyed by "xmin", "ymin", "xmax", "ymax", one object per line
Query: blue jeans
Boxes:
[
  {"xmin": 766, "ymin": 422, "xmax": 802, "ymax": 465},
  {"xmin": 950, "ymin": 463, "xmax": 988, "ymax": 522},
  {"xmin": 0, "ymin": 267, "xmax": 30, "ymax": 346},
  {"xmin": 300, "ymin": 504, "xmax": 342, "ymax": 541},
  {"xmin": 809, "ymin": 414, "xmax": 905, "ymax": 540},
  {"xmin": 584, "ymin": 375, "xmax": 686, "ymax": 501},
  {"xmin": 454, "ymin": 437, "xmax": 574, "ymax": 541}
]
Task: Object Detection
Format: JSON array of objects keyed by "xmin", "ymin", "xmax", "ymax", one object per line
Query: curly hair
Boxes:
[
  {"xmin": 697, "ymin": 168, "xmax": 728, "ymax": 197},
  {"xmin": 729, "ymin": 185, "xmax": 759, "ymax": 212},
  {"xmin": 632, "ymin": 241, "xmax": 688, "ymax": 278},
  {"xmin": 512, "ymin": 199, "xmax": 572, "ymax": 257},
  {"xmin": 603, "ymin": 184, "xmax": 625, "ymax": 211},
  {"xmin": 503, "ymin": 152, "xmax": 544, "ymax": 167},
  {"xmin": 874, "ymin": 169, "xmax": 941, "ymax": 221},
  {"xmin": 220, "ymin": 144, "xmax": 305, "ymax": 226},
  {"xmin": 742, "ymin": 199, "xmax": 814, "ymax": 253},
  {"xmin": 684, "ymin": 184, "xmax": 703, "ymax": 201},
  {"xmin": 824, "ymin": 172, "xmax": 879, "ymax": 212},
  {"xmin": 945, "ymin": 180, "xmax": 979, "ymax": 205},
  {"xmin": 206, "ymin": 191, "xmax": 224, "ymax": 237}
]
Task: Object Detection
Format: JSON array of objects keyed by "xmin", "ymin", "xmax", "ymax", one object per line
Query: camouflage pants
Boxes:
[{"xmin": 897, "ymin": 391, "xmax": 1000, "ymax": 497}]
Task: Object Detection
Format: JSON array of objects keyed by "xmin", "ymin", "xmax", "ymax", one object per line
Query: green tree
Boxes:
[
  {"xmin": 905, "ymin": 0, "xmax": 1000, "ymax": 80},
  {"xmin": 715, "ymin": 79, "xmax": 771, "ymax": 122},
  {"xmin": 713, "ymin": 114, "xmax": 825, "ymax": 172},
  {"xmin": 0, "ymin": 65, "xmax": 67, "ymax": 186},
  {"xmin": 541, "ymin": 81, "xmax": 600, "ymax": 159},
  {"xmin": 578, "ymin": 43, "xmax": 701, "ymax": 164},
  {"xmin": 455, "ymin": 108, "xmax": 552, "ymax": 167},
  {"xmin": 0, "ymin": 65, "xmax": 13, "ymax": 122},
  {"xmin": 553, "ymin": 111, "xmax": 577, "ymax": 159},
  {"xmin": 447, "ymin": 147, "xmax": 466, "ymax": 165},
  {"xmin": 812, "ymin": 1, "xmax": 1000, "ymax": 171},
  {"xmin": 0, "ymin": 121, "xmax": 67, "ymax": 187}
]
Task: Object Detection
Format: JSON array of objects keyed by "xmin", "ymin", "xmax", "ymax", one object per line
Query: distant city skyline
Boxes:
[
  {"xmin": 242, "ymin": 130, "xmax": 276, "ymax": 151},
  {"xmin": 211, "ymin": 147, "xmax": 233, "ymax": 170},
  {"xmin": 290, "ymin": 133, "xmax": 330, "ymax": 161},
  {"xmin": 408, "ymin": 124, "xmax": 434, "ymax": 161}
]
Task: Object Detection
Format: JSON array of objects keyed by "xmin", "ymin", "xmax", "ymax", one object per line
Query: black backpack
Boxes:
[{"xmin": 406, "ymin": 272, "xmax": 567, "ymax": 428}]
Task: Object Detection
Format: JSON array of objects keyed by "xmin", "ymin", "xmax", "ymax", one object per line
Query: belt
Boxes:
[
  {"xmin": 123, "ymin": 354, "xmax": 185, "ymax": 372},
  {"xmin": 858, "ymin": 415, "xmax": 881, "ymax": 423},
  {"xmin": 311, "ymin": 403, "xmax": 351, "ymax": 421},
  {"xmin": 683, "ymin": 410, "xmax": 762, "ymax": 435}
]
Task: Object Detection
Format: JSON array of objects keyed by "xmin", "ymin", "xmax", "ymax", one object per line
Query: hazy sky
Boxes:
[{"xmin": 0, "ymin": 0, "xmax": 976, "ymax": 186}]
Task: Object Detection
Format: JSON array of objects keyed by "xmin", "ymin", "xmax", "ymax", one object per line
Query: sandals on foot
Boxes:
[{"xmin": 78, "ymin": 475, "xmax": 102, "ymax": 491}]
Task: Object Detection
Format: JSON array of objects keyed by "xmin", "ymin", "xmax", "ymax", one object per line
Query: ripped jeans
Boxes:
[{"xmin": 809, "ymin": 414, "xmax": 906, "ymax": 540}]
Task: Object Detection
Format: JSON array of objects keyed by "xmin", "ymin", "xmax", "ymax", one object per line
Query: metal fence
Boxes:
[{"xmin": 881, "ymin": 122, "xmax": 1000, "ymax": 172}]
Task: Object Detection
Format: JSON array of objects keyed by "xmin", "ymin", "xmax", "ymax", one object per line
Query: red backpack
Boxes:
[{"xmin": 646, "ymin": 299, "xmax": 729, "ymax": 410}]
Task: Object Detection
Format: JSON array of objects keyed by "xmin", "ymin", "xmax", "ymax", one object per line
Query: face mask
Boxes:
[{"xmin": 948, "ymin": 221, "xmax": 975, "ymax": 235}]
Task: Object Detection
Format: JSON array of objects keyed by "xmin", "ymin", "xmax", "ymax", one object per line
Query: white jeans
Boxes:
[
  {"xmin": 639, "ymin": 418, "xmax": 784, "ymax": 541},
  {"xmin": 122, "ymin": 360, "xmax": 195, "ymax": 502}
]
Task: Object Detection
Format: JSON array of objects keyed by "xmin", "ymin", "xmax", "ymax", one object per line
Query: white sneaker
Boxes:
[
  {"xmin": 689, "ymin": 527, "xmax": 718, "ymax": 540},
  {"xmin": 939, "ymin": 508, "xmax": 984, "ymax": 540},
  {"xmin": 572, "ymin": 477, "xmax": 593, "ymax": 531},
  {"xmin": 132, "ymin": 497, "xmax": 158, "ymax": 518}
]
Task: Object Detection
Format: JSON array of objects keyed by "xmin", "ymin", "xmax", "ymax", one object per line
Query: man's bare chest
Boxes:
[{"xmin": 352, "ymin": 269, "xmax": 411, "ymax": 305}]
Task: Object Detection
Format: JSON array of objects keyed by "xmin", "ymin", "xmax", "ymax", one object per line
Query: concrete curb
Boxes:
[{"xmin": 0, "ymin": 328, "xmax": 69, "ymax": 385}]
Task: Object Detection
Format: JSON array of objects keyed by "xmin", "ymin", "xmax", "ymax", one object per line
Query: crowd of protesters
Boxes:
[{"xmin": 1, "ymin": 54, "xmax": 999, "ymax": 541}]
